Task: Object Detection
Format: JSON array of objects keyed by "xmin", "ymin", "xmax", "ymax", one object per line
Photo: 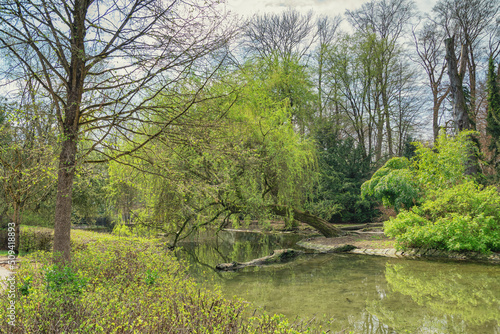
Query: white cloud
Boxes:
[
  {"xmin": 227, "ymin": 0, "xmax": 368, "ymax": 18},
  {"xmin": 226, "ymin": 0, "xmax": 437, "ymax": 19}
]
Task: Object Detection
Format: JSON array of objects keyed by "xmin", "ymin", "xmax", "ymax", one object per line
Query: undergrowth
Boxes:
[{"xmin": 0, "ymin": 231, "xmax": 332, "ymax": 333}]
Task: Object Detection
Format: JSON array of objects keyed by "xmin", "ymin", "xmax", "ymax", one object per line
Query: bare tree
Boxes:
[
  {"xmin": 243, "ymin": 9, "xmax": 317, "ymax": 63},
  {"xmin": 346, "ymin": 0, "xmax": 416, "ymax": 158},
  {"xmin": 315, "ymin": 15, "xmax": 342, "ymax": 119},
  {"xmin": 434, "ymin": 0, "xmax": 500, "ymax": 126},
  {"xmin": 412, "ymin": 20, "xmax": 450, "ymax": 141},
  {"xmin": 0, "ymin": 0, "xmax": 234, "ymax": 262}
]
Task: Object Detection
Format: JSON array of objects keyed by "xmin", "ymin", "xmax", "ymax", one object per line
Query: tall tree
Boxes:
[
  {"xmin": 346, "ymin": 0, "xmax": 416, "ymax": 159},
  {"xmin": 486, "ymin": 56, "xmax": 500, "ymax": 165},
  {"xmin": 444, "ymin": 36, "xmax": 471, "ymax": 132},
  {"xmin": 243, "ymin": 9, "xmax": 318, "ymax": 133},
  {"xmin": 434, "ymin": 0, "xmax": 500, "ymax": 127},
  {"xmin": 0, "ymin": 87, "xmax": 56, "ymax": 253},
  {"xmin": 0, "ymin": 0, "xmax": 233, "ymax": 262},
  {"xmin": 314, "ymin": 15, "xmax": 342, "ymax": 120},
  {"xmin": 412, "ymin": 20, "xmax": 450, "ymax": 142},
  {"xmin": 243, "ymin": 9, "xmax": 317, "ymax": 63}
]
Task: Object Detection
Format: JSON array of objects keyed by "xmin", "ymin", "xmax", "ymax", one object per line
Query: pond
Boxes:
[{"xmin": 174, "ymin": 230, "xmax": 500, "ymax": 334}]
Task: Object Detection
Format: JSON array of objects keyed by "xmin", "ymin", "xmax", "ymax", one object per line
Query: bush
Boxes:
[
  {"xmin": 385, "ymin": 182, "xmax": 500, "ymax": 253},
  {"xmin": 0, "ymin": 232, "xmax": 319, "ymax": 333},
  {"xmin": 19, "ymin": 227, "xmax": 53, "ymax": 253},
  {"xmin": 361, "ymin": 157, "xmax": 419, "ymax": 211},
  {"xmin": 364, "ymin": 132, "xmax": 500, "ymax": 254}
]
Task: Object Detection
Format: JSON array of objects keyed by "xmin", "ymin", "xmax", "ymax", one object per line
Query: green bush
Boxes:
[
  {"xmin": 19, "ymin": 227, "xmax": 53, "ymax": 253},
  {"xmin": 0, "ymin": 233, "xmax": 320, "ymax": 333},
  {"xmin": 44, "ymin": 265, "xmax": 88, "ymax": 295},
  {"xmin": 385, "ymin": 182, "xmax": 500, "ymax": 253},
  {"xmin": 364, "ymin": 132, "xmax": 500, "ymax": 254},
  {"xmin": 361, "ymin": 157, "xmax": 419, "ymax": 211}
]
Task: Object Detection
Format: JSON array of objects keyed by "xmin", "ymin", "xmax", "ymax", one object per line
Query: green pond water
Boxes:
[{"xmin": 175, "ymin": 230, "xmax": 500, "ymax": 334}]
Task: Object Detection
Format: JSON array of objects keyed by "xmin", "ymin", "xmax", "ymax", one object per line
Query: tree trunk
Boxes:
[
  {"xmin": 444, "ymin": 37, "xmax": 477, "ymax": 175},
  {"xmin": 53, "ymin": 135, "xmax": 78, "ymax": 263},
  {"xmin": 12, "ymin": 202, "xmax": 20, "ymax": 255},
  {"xmin": 375, "ymin": 113, "xmax": 384, "ymax": 162},
  {"xmin": 445, "ymin": 37, "xmax": 470, "ymax": 132},
  {"xmin": 382, "ymin": 90, "xmax": 393, "ymax": 157},
  {"xmin": 53, "ymin": 0, "xmax": 87, "ymax": 263},
  {"xmin": 433, "ymin": 92, "xmax": 440, "ymax": 142},
  {"xmin": 216, "ymin": 249, "xmax": 303, "ymax": 271},
  {"xmin": 271, "ymin": 205, "xmax": 341, "ymax": 237}
]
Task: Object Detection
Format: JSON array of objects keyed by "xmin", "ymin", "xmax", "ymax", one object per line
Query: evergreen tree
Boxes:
[
  {"xmin": 307, "ymin": 125, "xmax": 379, "ymax": 224},
  {"xmin": 486, "ymin": 56, "xmax": 500, "ymax": 166}
]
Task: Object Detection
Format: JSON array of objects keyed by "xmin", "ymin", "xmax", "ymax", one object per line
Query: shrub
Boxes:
[
  {"xmin": 19, "ymin": 227, "xmax": 53, "ymax": 253},
  {"xmin": 0, "ymin": 232, "xmax": 318, "ymax": 333},
  {"xmin": 364, "ymin": 132, "xmax": 500, "ymax": 253},
  {"xmin": 385, "ymin": 182, "xmax": 500, "ymax": 253},
  {"xmin": 361, "ymin": 157, "xmax": 419, "ymax": 211}
]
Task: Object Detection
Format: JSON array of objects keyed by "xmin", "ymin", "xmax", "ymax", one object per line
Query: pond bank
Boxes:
[{"xmin": 297, "ymin": 236, "xmax": 500, "ymax": 262}]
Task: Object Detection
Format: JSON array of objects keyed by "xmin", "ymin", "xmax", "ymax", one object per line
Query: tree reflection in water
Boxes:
[
  {"xmin": 368, "ymin": 260, "xmax": 500, "ymax": 333},
  {"xmin": 173, "ymin": 229, "xmax": 500, "ymax": 334}
]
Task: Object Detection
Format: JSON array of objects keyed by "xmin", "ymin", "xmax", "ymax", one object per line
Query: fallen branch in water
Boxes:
[{"xmin": 215, "ymin": 249, "xmax": 303, "ymax": 271}]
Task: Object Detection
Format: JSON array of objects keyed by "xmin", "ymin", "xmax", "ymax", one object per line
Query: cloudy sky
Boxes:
[{"xmin": 226, "ymin": 0, "xmax": 438, "ymax": 18}]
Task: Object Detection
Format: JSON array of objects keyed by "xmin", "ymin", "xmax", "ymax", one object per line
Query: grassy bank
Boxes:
[{"xmin": 0, "ymin": 228, "xmax": 329, "ymax": 333}]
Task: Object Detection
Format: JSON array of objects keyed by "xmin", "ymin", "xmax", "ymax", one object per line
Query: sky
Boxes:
[
  {"xmin": 225, "ymin": 0, "xmax": 439, "ymax": 139},
  {"xmin": 226, "ymin": 0, "xmax": 438, "ymax": 19}
]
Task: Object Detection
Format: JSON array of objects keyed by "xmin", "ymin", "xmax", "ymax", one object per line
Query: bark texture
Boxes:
[
  {"xmin": 53, "ymin": 136, "xmax": 78, "ymax": 263},
  {"xmin": 444, "ymin": 37, "xmax": 478, "ymax": 176},
  {"xmin": 445, "ymin": 37, "xmax": 470, "ymax": 132}
]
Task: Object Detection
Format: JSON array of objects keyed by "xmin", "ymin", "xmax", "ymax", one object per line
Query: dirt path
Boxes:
[{"xmin": 302, "ymin": 232, "xmax": 395, "ymax": 250}]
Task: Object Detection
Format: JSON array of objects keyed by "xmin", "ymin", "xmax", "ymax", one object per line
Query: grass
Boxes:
[
  {"xmin": 0, "ymin": 228, "xmax": 332, "ymax": 333},
  {"xmin": 0, "ymin": 250, "xmax": 28, "ymax": 257}
]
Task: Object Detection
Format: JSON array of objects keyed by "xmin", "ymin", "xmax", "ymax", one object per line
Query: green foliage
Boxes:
[
  {"xmin": 486, "ymin": 56, "xmax": 500, "ymax": 166},
  {"xmin": 71, "ymin": 164, "xmax": 111, "ymax": 225},
  {"xmin": 308, "ymin": 127, "xmax": 378, "ymax": 223},
  {"xmin": 19, "ymin": 226, "xmax": 53, "ymax": 253},
  {"xmin": 362, "ymin": 132, "xmax": 476, "ymax": 211},
  {"xmin": 361, "ymin": 157, "xmax": 419, "ymax": 211},
  {"xmin": 44, "ymin": 265, "xmax": 88, "ymax": 296},
  {"xmin": 19, "ymin": 275, "xmax": 32, "ymax": 296},
  {"xmin": 111, "ymin": 223, "xmax": 133, "ymax": 237},
  {"xmin": 255, "ymin": 54, "xmax": 316, "ymax": 132},
  {"xmin": 412, "ymin": 132, "xmax": 474, "ymax": 190},
  {"xmin": 385, "ymin": 181, "xmax": 500, "ymax": 253},
  {"xmin": 145, "ymin": 269, "xmax": 159, "ymax": 286},
  {"xmin": 106, "ymin": 60, "xmax": 319, "ymax": 241},
  {"xmin": 364, "ymin": 132, "xmax": 500, "ymax": 253},
  {"xmin": 0, "ymin": 231, "xmax": 320, "ymax": 333}
]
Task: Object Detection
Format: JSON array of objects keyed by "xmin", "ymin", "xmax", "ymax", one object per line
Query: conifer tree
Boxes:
[{"xmin": 486, "ymin": 56, "xmax": 500, "ymax": 165}]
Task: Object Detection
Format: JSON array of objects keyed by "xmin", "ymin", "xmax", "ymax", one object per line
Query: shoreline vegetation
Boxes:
[
  {"xmin": 0, "ymin": 227, "xmax": 338, "ymax": 334},
  {"xmin": 1, "ymin": 222, "xmax": 499, "ymax": 333}
]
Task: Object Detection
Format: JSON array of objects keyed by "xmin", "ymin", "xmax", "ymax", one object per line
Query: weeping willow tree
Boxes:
[{"xmin": 107, "ymin": 61, "xmax": 341, "ymax": 246}]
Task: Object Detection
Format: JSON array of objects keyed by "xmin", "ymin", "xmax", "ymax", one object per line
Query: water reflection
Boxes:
[
  {"xmin": 370, "ymin": 261, "xmax": 500, "ymax": 333},
  {"xmin": 174, "ymin": 230, "xmax": 500, "ymax": 334}
]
